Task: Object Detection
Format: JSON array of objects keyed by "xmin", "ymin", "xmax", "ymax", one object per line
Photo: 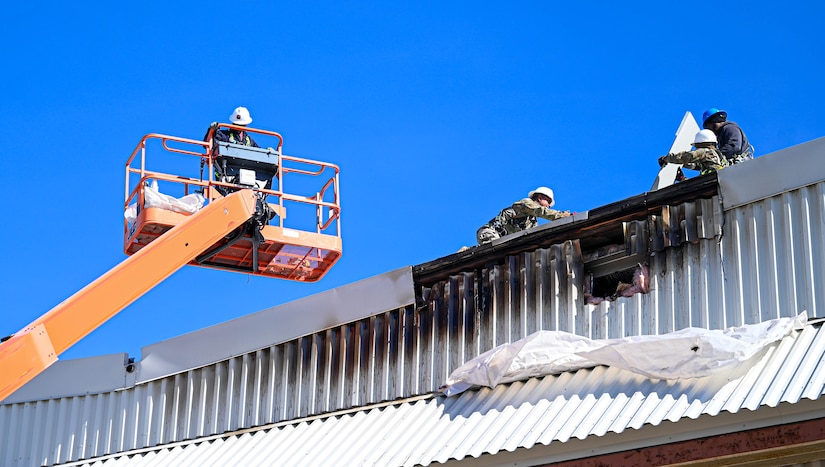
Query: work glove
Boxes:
[
  {"xmin": 675, "ymin": 167, "xmax": 686, "ymax": 182},
  {"xmin": 658, "ymin": 155, "xmax": 668, "ymax": 167},
  {"xmin": 209, "ymin": 122, "xmax": 219, "ymax": 130}
]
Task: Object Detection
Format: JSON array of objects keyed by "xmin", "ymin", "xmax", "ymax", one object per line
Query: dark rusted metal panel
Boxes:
[{"xmin": 413, "ymin": 174, "xmax": 718, "ymax": 286}]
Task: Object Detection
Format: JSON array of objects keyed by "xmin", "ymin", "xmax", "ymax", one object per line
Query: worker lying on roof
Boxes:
[
  {"xmin": 476, "ymin": 186, "xmax": 571, "ymax": 245},
  {"xmin": 658, "ymin": 129, "xmax": 728, "ymax": 177}
]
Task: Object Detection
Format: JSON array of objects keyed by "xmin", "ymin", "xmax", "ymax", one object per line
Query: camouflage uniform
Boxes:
[
  {"xmin": 664, "ymin": 147, "xmax": 728, "ymax": 175},
  {"xmin": 477, "ymin": 198, "xmax": 570, "ymax": 245}
]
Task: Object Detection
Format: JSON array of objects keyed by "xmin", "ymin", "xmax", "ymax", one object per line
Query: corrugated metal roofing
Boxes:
[{"xmin": 61, "ymin": 322, "xmax": 825, "ymax": 466}]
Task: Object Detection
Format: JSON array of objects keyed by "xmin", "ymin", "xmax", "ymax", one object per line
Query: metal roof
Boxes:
[{"xmin": 61, "ymin": 321, "xmax": 825, "ymax": 466}]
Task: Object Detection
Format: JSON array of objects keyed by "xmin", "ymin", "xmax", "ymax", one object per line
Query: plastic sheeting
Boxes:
[
  {"xmin": 124, "ymin": 182, "xmax": 205, "ymax": 224},
  {"xmin": 440, "ymin": 313, "xmax": 808, "ymax": 396}
]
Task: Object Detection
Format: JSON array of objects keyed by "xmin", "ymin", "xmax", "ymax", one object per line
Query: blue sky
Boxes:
[{"xmin": 2, "ymin": 2, "xmax": 823, "ymax": 363}]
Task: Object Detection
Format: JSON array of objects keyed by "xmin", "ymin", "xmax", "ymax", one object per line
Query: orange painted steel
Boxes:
[
  {"xmin": 0, "ymin": 190, "xmax": 258, "ymax": 402},
  {"xmin": 0, "ymin": 125, "xmax": 342, "ymax": 401},
  {"xmin": 124, "ymin": 125, "xmax": 342, "ymax": 282}
]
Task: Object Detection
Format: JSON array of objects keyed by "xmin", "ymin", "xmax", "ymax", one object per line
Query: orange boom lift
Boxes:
[{"xmin": 0, "ymin": 124, "xmax": 342, "ymax": 401}]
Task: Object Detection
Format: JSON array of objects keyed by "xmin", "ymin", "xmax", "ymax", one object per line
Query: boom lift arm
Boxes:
[
  {"xmin": 0, "ymin": 189, "xmax": 259, "ymax": 402},
  {"xmin": 1, "ymin": 123, "xmax": 343, "ymax": 402}
]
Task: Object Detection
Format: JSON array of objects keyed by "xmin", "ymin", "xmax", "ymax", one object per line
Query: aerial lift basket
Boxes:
[
  {"xmin": 124, "ymin": 125, "xmax": 342, "ymax": 282},
  {"xmin": 0, "ymin": 125, "xmax": 343, "ymax": 402}
]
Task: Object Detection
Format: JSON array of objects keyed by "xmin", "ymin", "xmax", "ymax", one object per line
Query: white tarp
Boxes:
[
  {"xmin": 440, "ymin": 313, "xmax": 808, "ymax": 396},
  {"xmin": 125, "ymin": 182, "xmax": 205, "ymax": 224}
]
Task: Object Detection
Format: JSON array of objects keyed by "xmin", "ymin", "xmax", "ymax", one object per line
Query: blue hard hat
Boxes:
[{"xmin": 702, "ymin": 107, "xmax": 727, "ymax": 124}]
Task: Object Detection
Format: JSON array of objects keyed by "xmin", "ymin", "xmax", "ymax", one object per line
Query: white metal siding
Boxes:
[{"xmin": 58, "ymin": 323, "xmax": 825, "ymax": 467}]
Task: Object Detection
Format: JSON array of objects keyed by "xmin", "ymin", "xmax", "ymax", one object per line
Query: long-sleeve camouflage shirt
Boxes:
[
  {"xmin": 482, "ymin": 198, "xmax": 570, "ymax": 237},
  {"xmin": 665, "ymin": 147, "xmax": 728, "ymax": 174}
]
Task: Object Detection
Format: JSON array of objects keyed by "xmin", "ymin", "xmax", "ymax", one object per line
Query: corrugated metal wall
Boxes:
[
  {"xmin": 422, "ymin": 186, "xmax": 824, "ymax": 343},
  {"xmin": 3, "ymin": 182, "xmax": 825, "ymax": 467},
  {"xmin": 51, "ymin": 323, "xmax": 825, "ymax": 467},
  {"xmin": 0, "ymin": 312, "xmax": 421, "ymax": 466}
]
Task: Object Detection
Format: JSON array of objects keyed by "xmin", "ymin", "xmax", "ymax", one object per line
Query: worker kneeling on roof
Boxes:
[
  {"xmin": 701, "ymin": 108, "xmax": 754, "ymax": 164},
  {"xmin": 476, "ymin": 187, "xmax": 571, "ymax": 245},
  {"xmin": 658, "ymin": 129, "xmax": 728, "ymax": 177}
]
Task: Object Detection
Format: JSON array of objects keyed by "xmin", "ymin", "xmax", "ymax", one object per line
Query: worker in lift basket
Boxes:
[
  {"xmin": 658, "ymin": 129, "xmax": 728, "ymax": 177},
  {"xmin": 701, "ymin": 107, "xmax": 754, "ymax": 164},
  {"xmin": 476, "ymin": 186, "xmax": 571, "ymax": 245},
  {"xmin": 206, "ymin": 106, "xmax": 260, "ymax": 147},
  {"xmin": 205, "ymin": 106, "xmax": 276, "ymax": 201}
]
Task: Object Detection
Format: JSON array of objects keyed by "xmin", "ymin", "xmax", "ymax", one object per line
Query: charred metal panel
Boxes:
[
  {"xmin": 419, "ymin": 242, "xmax": 585, "ymax": 351},
  {"xmin": 414, "ymin": 174, "xmax": 720, "ymax": 287},
  {"xmin": 647, "ymin": 196, "xmax": 723, "ymax": 252},
  {"xmin": 624, "ymin": 219, "xmax": 648, "ymax": 256},
  {"xmin": 416, "ymin": 185, "xmax": 824, "ymax": 349}
]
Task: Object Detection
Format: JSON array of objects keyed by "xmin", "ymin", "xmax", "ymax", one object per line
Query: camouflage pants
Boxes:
[{"xmin": 476, "ymin": 226, "xmax": 501, "ymax": 245}]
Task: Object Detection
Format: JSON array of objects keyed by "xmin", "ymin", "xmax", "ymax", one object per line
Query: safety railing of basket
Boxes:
[{"xmin": 125, "ymin": 129, "xmax": 340, "ymax": 240}]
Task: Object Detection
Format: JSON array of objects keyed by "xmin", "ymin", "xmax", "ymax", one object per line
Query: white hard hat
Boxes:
[
  {"xmin": 693, "ymin": 129, "xmax": 717, "ymax": 145},
  {"xmin": 528, "ymin": 186, "xmax": 555, "ymax": 207},
  {"xmin": 229, "ymin": 106, "xmax": 253, "ymax": 125}
]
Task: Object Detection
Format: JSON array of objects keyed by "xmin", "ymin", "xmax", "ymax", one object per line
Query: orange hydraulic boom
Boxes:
[
  {"xmin": 0, "ymin": 189, "xmax": 258, "ymax": 401},
  {"xmin": 1, "ymin": 124, "xmax": 343, "ymax": 402}
]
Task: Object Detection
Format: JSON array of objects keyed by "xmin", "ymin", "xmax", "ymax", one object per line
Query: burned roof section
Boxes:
[{"xmin": 414, "ymin": 172, "xmax": 719, "ymax": 287}]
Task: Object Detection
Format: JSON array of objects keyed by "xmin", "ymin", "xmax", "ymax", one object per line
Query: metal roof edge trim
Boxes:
[
  {"xmin": 1, "ymin": 353, "xmax": 133, "ymax": 405},
  {"xmin": 718, "ymin": 136, "xmax": 825, "ymax": 211},
  {"xmin": 135, "ymin": 266, "xmax": 415, "ymax": 383}
]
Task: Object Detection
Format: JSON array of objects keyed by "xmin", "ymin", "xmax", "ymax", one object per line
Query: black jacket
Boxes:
[
  {"xmin": 212, "ymin": 128, "xmax": 259, "ymax": 148},
  {"xmin": 716, "ymin": 121, "xmax": 750, "ymax": 161}
]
